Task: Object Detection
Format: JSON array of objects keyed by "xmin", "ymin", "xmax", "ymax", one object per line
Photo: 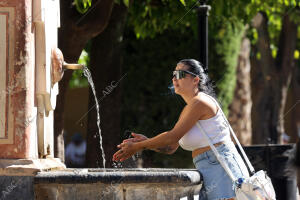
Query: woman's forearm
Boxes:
[
  {"xmin": 152, "ymin": 144, "xmax": 177, "ymax": 154},
  {"xmin": 135, "ymin": 131, "xmax": 178, "ymax": 151}
]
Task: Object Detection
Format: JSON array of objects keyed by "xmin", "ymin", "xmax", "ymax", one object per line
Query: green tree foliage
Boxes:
[
  {"xmin": 246, "ymin": 0, "xmax": 300, "ymax": 55},
  {"xmin": 125, "ymin": 0, "xmax": 197, "ymax": 38},
  {"xmin": 208, "ymin": 19, "xmax": 245, "ymax": 114},
  {"xmin": 74, "ymin": 0, "xmax": 92, "ymax": 14},
  {"xmin": 124, "ymin": 0, "xmax": 248, "ymax": 115},
  {"xmin": 125, "ymin": 0, "xmax": 250, "ymax": 38},
  {"xmin": 69, "ymin": 43, "xmax": 90, "ymax": 88}
]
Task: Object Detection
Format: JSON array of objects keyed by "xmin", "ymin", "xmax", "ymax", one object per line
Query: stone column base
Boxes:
[{"xmin": 0, "ymin": 158, "xmax": 66, "ymax": 176}]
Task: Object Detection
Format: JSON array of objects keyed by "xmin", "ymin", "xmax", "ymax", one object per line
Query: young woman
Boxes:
[{"xmin": 113, "ymin": 59, "xmax": 249, "ymax": 200}]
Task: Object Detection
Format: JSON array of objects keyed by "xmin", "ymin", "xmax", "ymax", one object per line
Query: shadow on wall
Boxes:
[{"xmin": 63, "ymin": 87, "xmax": 89, "ymax": 144}]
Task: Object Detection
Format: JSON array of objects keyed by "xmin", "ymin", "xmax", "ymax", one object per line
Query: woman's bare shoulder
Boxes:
[
  {"xmin": 191, "ymin": 93, "xmax": 209, "ymax": 106},
  {"xmin": 191, "ymin": 93, "xmax": 217, "ymax": 114}
]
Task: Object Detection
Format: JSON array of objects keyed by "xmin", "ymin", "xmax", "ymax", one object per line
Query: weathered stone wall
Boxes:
[
  {"xmin": 0, "ymin": 176, "xmax": 34, "ymax": 200},
  {"xmin": 0, "ymin": 0, "xmax": 60, "ymax": 159},
  {"xmin": 35, "ymin": 183, "xmax": 198, "ymax": 200},
  {"xmin": 0, "ymin": 0, "xmax": 36, "ymax": 158}
]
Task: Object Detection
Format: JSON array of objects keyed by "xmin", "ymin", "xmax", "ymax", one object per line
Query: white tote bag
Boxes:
[
  {"xmin": 235, "ymin": 170, "xmax": 276, "ymax": 200},
  {"xmin": 195, "ymin": 98, "xmax": 276, "ymax": 200}
]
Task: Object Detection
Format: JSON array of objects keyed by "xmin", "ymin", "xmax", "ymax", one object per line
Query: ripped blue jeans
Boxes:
[{"xmin": 193, "ymin": 141, "xmax": 249, "ymax": 200}]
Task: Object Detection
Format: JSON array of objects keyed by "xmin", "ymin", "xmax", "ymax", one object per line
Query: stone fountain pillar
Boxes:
[{"xmin": 0, "ymin": 1, "xmax": 65, "ymax": 198}]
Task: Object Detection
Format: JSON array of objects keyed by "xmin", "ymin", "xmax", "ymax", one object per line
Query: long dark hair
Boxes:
[{"xmin": 178, "ymin": 59, "xmax": 216, "ymax": 98}]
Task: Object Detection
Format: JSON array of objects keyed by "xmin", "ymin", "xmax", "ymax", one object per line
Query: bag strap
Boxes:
[
  {"xmin": 196, "ymin": 122, "xmax": 236, "ymax": 182},
  {"xmin": 200, "ymin": 93, "xmax": 255, "ymax": 174}
]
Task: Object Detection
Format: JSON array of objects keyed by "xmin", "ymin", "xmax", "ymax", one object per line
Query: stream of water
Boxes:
[{"xmin": 83, "ymin": 66, "xmax": 106, "ymax": 168}]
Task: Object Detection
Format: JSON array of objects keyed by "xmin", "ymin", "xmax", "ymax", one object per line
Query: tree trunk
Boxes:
[
  {"xmin": 290, "ymin": 65, "xmax": 300, "ymax": 142},
  {"xmin": 228, "ymin": 37, "xmax": 252, "ymax": 145},
  {"xmin": 86, "ymin": 3, "xmax": 128, "ymax": 168},
  {"xmin": 251, "ymin": 12, "xmax": 297, "ymax": 144},
  {"xmin": 54, "ymin": 0, "xmax": 114, "ymax": 161}
]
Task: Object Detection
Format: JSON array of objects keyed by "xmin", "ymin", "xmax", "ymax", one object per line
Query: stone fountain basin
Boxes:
[{"xmin": 34, "ymin": 168, "xmax": 202, "ymax": 200}]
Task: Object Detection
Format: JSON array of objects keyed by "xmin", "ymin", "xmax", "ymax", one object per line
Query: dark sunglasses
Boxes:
[{"xmin": 173, "ymin": 70, "xmax": 198, "ymax": 79}]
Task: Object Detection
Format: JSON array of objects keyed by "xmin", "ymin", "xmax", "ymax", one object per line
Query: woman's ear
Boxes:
[{"xmin": 193, "ymin": 76, "xmax": 200, "ymax": 86}]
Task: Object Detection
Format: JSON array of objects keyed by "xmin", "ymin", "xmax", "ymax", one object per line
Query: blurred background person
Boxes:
[{"xmin": 65, "ymin": 133, "xmax": 86, "ymax": 168}]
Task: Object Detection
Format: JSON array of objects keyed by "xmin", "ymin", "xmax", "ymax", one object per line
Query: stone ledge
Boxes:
[
  {"xmin": 34, "ymin": 168, "xmax": 202, "ymax": 200},
  {"xmin": 0, "ymin": 158, "xmax": 66, "ymax": 176},
  {"xmin": 34, "ymin": 168, "xmax": 201, "ymax": 185}
]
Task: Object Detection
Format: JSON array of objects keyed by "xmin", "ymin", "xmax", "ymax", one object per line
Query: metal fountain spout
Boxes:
[
  {"xmin": 63, "ymin": 63, "xmax": 84, "ymax": 70},
  {"xmin": 51, "ymin": 47, "xmax": 84, "ymax": 86}
]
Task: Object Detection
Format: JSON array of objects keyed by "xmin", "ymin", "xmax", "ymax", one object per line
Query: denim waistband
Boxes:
[{"xmin": 192, "ymin": 140, "xmax": 234, "ymax": 164}]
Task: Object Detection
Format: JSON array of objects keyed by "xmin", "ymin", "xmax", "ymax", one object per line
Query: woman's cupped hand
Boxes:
[{"xmin": 112, "ymin": 132, "xmax": 148, "ymax": 162}]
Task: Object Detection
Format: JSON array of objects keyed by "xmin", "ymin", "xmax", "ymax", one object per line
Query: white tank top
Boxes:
[{"xmin": 178, "ymin": 94, "xmax": 231, "ymax": 151}]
